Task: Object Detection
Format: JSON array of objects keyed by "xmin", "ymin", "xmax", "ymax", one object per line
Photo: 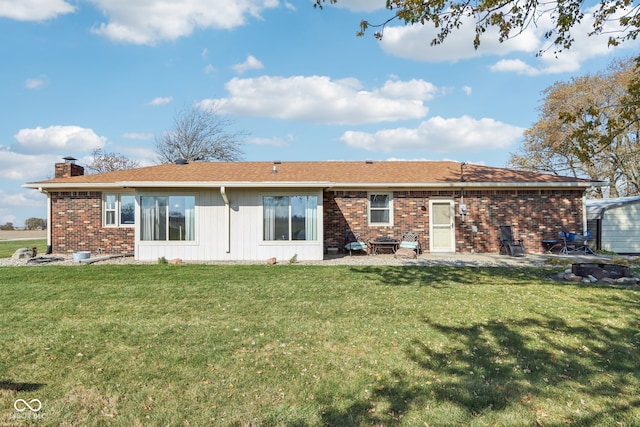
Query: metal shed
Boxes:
[{"xmin": 586, "ymin": 196, "xmax": 640, "ymax": 254}]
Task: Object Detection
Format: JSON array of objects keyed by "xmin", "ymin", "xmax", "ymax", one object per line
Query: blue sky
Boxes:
[{"xmin": 1, "ymin": 0, "xmax": 638, "ymax": 226}]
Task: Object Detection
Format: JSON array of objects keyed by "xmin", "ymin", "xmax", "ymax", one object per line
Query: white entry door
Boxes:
[{"xmin": 430, "ymin": 200, "xmax": 455, "ymax": 252}]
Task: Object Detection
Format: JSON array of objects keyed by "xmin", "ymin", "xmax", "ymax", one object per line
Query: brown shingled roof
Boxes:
[{"xmin": 24, "ymin": 160, "xmax": 598, "ymax": 188}]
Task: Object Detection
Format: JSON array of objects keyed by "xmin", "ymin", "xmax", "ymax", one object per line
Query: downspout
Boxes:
[
  {"xmin": 220, "ymin": 186, "xmax": 230, "ymax": 253},
  {"xmin": 582, "ymin": 192, "xmax": 587, "ymax": 235},
  {"xmin": 38, "ymin": 187, "xmax": 52, "ymax": 254}
]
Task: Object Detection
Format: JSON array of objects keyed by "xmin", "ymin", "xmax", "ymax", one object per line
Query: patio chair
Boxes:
[
  {"xmin": 560, "ymin": 230, "xmax": 594, "ymax": 255},
  {"xmin": 559, "ymin": 230, "xmax": 577, "ymax": 254},
  {"xmin": 498, "ymin": 225, "xmax": 525, "ymax": 257},
  {"xmin": 399, "ymin": 231, "xmax": 421, "ymax": 254},
  {"xmin": 344, "ymin": 230, "xmax": 368, "ymax": 256},
  {"xmin": 574, "ymin": 230, "xmax": 595, "ymax": 255}
]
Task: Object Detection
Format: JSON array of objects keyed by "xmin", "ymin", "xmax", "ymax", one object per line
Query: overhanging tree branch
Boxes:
[{"xmin": 315, "ymin": 0, "xmax": 639, "ymax": 52}]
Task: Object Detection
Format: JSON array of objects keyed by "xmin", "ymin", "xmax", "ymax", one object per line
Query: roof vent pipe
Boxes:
[{"xmin": 272, "ymin": 160, "xmax": 281, "ymax": 173}]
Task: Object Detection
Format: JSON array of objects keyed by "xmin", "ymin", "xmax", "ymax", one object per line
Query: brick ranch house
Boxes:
[{"xmin": 23, "ymin": 159, "xmax": 599, "ymax": 262}]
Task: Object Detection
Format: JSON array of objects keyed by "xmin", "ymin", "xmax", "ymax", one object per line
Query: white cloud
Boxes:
[
  {"xmin": 490, "ymin": 5, "xmax": 640, "ymax": 75},
  {"xmin": 122, "ymin": 132, "xmax": 153, "ymax": 140},
  {"xmin": 0, "ymin": 136, "xmax": 153, "ymax": 182},
  {"xmin": 12, "ymin": 126, "xmax": 106, "ymax": 155},
  {"xmin": 199, "ymin": 75, "xmax": 434, "ymax": 125},
  {"xmin": 0, "ymin": 188, "xmax": 46, "ymax": 207},
  {"xmin": 0, "ymin": 188, "xmax": 48, "ymax": 226},
  {"xmin": 116, "ymin": 146, "xmax": 157, "ymax": 167},
  {"xmin": 380, "ymin": 3, "xmax": 640, "ymax": 74},
  {"xmin": 380, "ymin": 15, "xmax": 540, "ymax": 63},
  {"xmin": 490, "ymin": 59, "xmax": 540, "ymax": 76},
  {"xmin": 204, "ymin": 64, "xmax": 216, "ymax": 74},
  {"xmin": 147, "ymin": 96, "xmax": 173, "ymax": 106},
  {"xmin": 248, "ymin": 135, "xmax": 293, "ymax": 147},
  {"xmin": 328, "ymin": 0, "xmax": 386, "ymax": 12},
  {"xmin": 339, "ymin": 116, "xmax": 524, "ymax": 152},
  {"xmin": 462, "ymin": 86, "xmax": 472, "ymax": 96},
  {"xmin": 88, "ymin": 0, "xmax": 280, "ymax": 45},
  {"xmin": 0, "ymin": 212, "xmax": 16, "ymax": 225},
  {"xmin": 0, "ymin": 150, "xmax": 61, "ymax": 180},
  {"xmin": 0, "ymin": 0, "xmax": 75, "ymax": 21},
  {"xmin": 377, "ymin": 79, "xmax": 441, "ymax": 101},
  {"xmin": 0, "ymin": 186, "xmax": 48, "ymax": 227},
  {"xmin": 25, "ymin": 77, "xmax": 47, "ymax": 89},
  {"xmin": 232, "ymin": 55, "xmax": 264, "ymax": 74}
]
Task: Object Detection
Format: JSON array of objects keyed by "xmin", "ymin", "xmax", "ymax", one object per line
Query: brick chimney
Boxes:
[{"xmin": 55, "ymin": 156, "xmax": 84, "ymax": 178}]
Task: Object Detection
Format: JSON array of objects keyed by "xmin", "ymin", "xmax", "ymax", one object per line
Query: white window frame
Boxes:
[
  {"xmin": 139, "ymin": 194, "xmax": 197, "ymax": 242},
  {"xmin": 368, "ymin": 192, "xmax": 393, "ymax": 226},
  {"xmin": 261, "ymin": 193, "xmax": 319, "ymax": 243},
  {"xmin": 103, "ymin": 193, "xmax": 136, "ymax": 228}
]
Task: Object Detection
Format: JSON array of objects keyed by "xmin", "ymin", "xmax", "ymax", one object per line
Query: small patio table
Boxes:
[
  {"xmin": 542, "ymin": 239, "xmax": 560, "ymax": 253},
  {"xmin": 369, "ymin": 239, "xmax": 399, "ymax": 255}
]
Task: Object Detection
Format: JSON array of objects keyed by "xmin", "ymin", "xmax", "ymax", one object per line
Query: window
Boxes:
[
  {"xmin": 368, "ymin": 193, "xmax": 393, "ymax": 225},
  {"xmin": 263, "ymin": 195, "xmax": 318, "ymax": 241},
  {"xmin": 140, "ymin": 195, "xmax": 195, "ymax": 241},
  {"xmin": 120, "ymin": 195, "xmax": 135, "ymax": 225},
  {"xmin": 104, "ymin": 193, "xmax": 135, "ymax": 227},
  {"xmin": 105, "ymin": 194, "xmax": 117, "ymax": 226}
]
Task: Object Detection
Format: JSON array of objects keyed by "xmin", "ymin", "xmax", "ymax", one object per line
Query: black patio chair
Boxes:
[
  {"xmin": 344, "ymin": 230, "xmax": 368, "ymax": 256},
  {"xmin": 498, "ymin": 225, "xmax": 525, "ymax": 257}
]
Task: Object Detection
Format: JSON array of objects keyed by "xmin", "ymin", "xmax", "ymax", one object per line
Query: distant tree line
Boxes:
[
  {"xmin": 25, "ymin": 217, "xmax": 47, "ymax": 230},
  {"xmin": 0, "ymin": 218, "xmax": 47, "ymax": 231}
]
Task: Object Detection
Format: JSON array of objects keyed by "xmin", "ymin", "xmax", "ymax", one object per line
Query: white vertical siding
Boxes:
[
  {"xmin": 601, "ymin": 201, "xmax": 640, "ymax": 254},
  {"xmin": 136, "ymin": 188, "xmax": 324, "ymax": 261}
]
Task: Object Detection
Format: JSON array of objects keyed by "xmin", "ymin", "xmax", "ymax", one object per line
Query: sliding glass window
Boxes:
[
  {"xmin": 263, "ymin": 195, "xmax": 318, "ymax": 241},
  {"xmin": 140, "ymin": 195, "xmax": 195, "ymax": 241}
]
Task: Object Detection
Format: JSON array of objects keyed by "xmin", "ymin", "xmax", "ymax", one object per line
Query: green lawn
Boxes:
[
  {"xmin": 0, "ymin": 239, "xmax": 47, "ymax": 258},
  {"xmin": 1, "ymin": 265, "xmax": 639, "ymax": 426}
]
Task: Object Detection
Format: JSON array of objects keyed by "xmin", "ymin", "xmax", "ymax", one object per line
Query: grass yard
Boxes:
[{"xmin": 1, "ymin": 264, "xmax": 639, "ymax": 426}]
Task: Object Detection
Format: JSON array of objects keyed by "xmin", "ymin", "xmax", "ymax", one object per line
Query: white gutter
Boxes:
[
  {"xmin": 220, "ymin": 186, "xmax": 230, "ymax": 253},
  {"xmin": 23, "ymin": 180, "xmax": 600, "ymax": 190},
  {"xmin": 38, "ymin": 187, "xmax": 52, "ymax": 253}
]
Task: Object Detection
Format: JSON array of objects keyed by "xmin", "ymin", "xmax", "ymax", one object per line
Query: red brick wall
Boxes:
[
  {"xmin": 324, "ymin": 189, "xmax": 585, "ymax": 254},
  {"xmin": 49, "ymin": 187, "xmax": 584, "ymax": 256},
  {"xmin": 54, "ymin": 162, "xmax": 84, "ymax": 178},
  {"xmin": 50, "ymin": 191, "xmax": 134, "ymax": 254}
]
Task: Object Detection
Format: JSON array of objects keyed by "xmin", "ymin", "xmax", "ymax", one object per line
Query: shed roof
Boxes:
[
  {"xmin": 586, "ymin": 196, "xmax": 640, "ymax": 220},
  {"xmin": 24, "ymin": 160, "xmax": 599, "ymax": 190}
]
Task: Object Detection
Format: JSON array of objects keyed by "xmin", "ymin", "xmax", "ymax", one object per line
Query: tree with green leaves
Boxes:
[
  {"xmin": 508, "ymin": 58, "xmax": 640, "ymax": 197},
  {"xmin": 314, "ymin": 0, "xmax": 639, "ymax": 53},
  {"xmin": 155, "ymin": 105, "xmax": 245, "ymax": 164},
  {"xmin": 24, "ymin": 217, "xmax": 46, "ymax": 230}
]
